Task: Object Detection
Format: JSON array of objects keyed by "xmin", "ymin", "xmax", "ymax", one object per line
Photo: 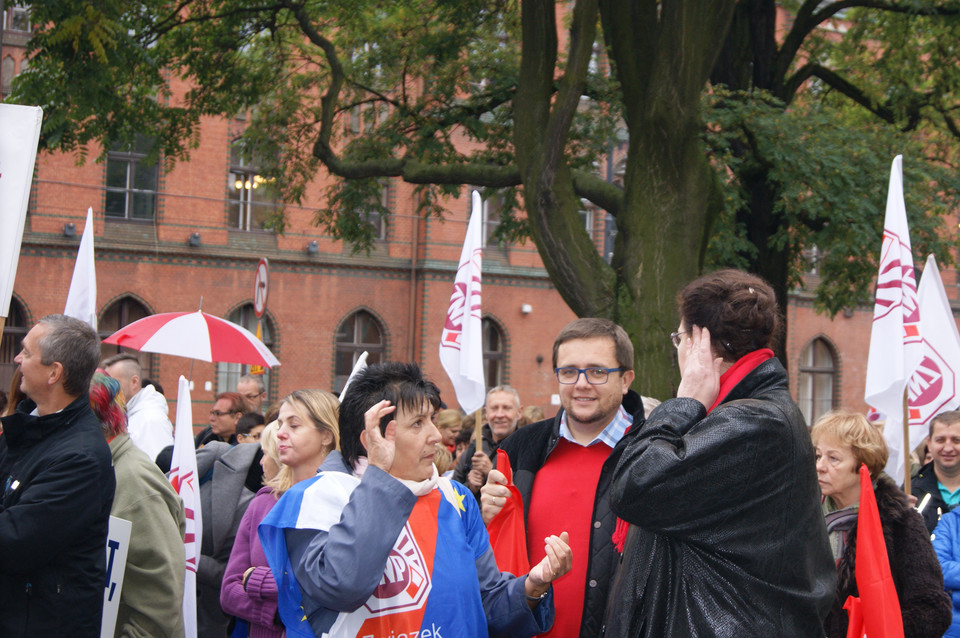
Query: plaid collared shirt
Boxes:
[{"xmin": 558, "ymin": 403, "xmax": 633, "ymax": 449}]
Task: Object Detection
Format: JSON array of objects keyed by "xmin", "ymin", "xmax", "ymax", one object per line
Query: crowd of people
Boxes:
[{"xmin": 1, "ymin": 267, "xmax": 958, "ymax": 637}]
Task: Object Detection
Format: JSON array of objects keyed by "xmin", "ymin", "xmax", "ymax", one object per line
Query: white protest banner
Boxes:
[
  {"xmin": 101, "ymin": 516, "xmax": 133, "ymax": 638},
  {"xmin": 0, "ymin": 104, "xmax": 43, "ymax": 320}
]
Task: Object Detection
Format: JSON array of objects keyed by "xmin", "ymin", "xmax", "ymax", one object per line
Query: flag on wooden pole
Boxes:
[
  {"xmin": 169, "ymin": 376, "xmax": 202, "ymax": 638},
  {"xmin": 864, "ymin": 155, "xmax": 921, "ymax": 485},
  {"xmin": 64, "ymin": 207, "xmax": 98, "ymax": 330},
  {"xmin": 439, "ymin": 190, "xmax": 486, "ymax": 415}
]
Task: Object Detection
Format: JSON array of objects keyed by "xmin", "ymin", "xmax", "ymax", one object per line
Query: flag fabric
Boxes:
[
  {"xmin": 64, "ymin": 207, "xmax": 98, "ymax": 330},
  {"xmin": 486, "ymin": 449, "xmax": 530, "ymax": 575},
  {"xmin": 259, "ymin": 471, "xmax": 483, "ymax": 638},
  {"xmin": 0, "ymin": 104, "xmax": 43, "ymax": 319},
  {"xmin": 338, "ymin": 350, "xmax": 368, "ymax": 402},
  {"xmin": 439, "ymin": 190, "xmax": 486, "ymax": 414},
  {"xmin": 169, "ymin": 376, "xmax": 203, "ymax": 638},
  {"xmin": 843, "ymin": 464, "xmax": 904, "ymax": 638},
  {"xmin": 907, "ymin": 254, "xmax": 960, "ymax": 448},
  {"xmin": 864, "ymin": 155, "xmax": 922, "ymax": 485}
]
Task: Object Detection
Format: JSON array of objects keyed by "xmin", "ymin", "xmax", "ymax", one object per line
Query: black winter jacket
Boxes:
[
  {"xmin": 496, "ymin": 389, "xmax": 645, "ymax": 638},
  {"xmin": 0, "ymin": 396, "xmax": 116, "ymax": 637},
  {"xmin": 912, "ymin": 461, "xmax": 952, "ymax": 533},
  {"xmin": 826, "ymin": 474, "xmax": 951, "ymax": 638},
  {"xmin": 604, "ymin": 358, "xmax": 835, "ymax": 638}
]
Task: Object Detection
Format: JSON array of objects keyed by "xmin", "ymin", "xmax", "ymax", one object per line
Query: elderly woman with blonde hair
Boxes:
[{"xmin": 811, "ymin": 410, "xmax": 950, "ymax": 638}]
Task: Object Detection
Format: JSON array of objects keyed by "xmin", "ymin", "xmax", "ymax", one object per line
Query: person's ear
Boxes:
[
  {"xmin": 320, "ymin": 430, "xmax": 334, "ymax": 449},
  {"xmin": 360, "ymin": 429, "xmax": 369, "ymax": 452},
  {"xmin": 48, "ymin": 361, "xmax": 64, "ymax": 386}
]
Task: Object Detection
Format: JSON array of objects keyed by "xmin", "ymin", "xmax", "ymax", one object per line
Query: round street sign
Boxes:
[{"xmin": 254, "ymin": 258, "xmax": 269, "ymax": 318}]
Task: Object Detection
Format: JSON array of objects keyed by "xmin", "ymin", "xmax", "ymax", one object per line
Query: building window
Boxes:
[
  {"xmin": 228, "ymin": 141, "xmax": 277, "ymax": 231},
  {"xmin": 803, "ymin": 245, "xmax": 822, "ymax": 276},
  {"xmin": 217, "ymin": 304, "xmax": 276, "ymax": 396},
  {"xmin": 99, "ymin": 296, "xmax": 156, "ymax": 374},
  {"xmin": 367, "ymin": 182, "xmax": 389, "ymax": 241},
  {"xmin": 334, "ymin": 310, "xmax": 384, "ymax": 393},
  {"xmin": 482, "ymin": 317, "xmax": 505, "ymax": 387},
  {"xmin": 4, "ymin": 4, "xmax": 30, "ymax": 32},
  {"xmin": 1, "ymin": 56, "xmax": 14, "ymax": 97},
  {"xmin": 602, "ymin": 212, "xmax": 617, "ymax": 264},
  {"xmin": 798, "ymin": 338, "xmax": 836, "ymax": 426},
  {"xmin": 105, "ymin": 137, "xmax": 159, "ymax": 220},
  {"xmin": 1, "ymin": 297, "xmax": 28, "ymax": 399},
  {"xmin": 473, "ymin": 189, "xmax": 508, "ymax": 252}
]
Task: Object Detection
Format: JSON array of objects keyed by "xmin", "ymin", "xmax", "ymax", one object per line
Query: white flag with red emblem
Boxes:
[
  {"xmin": 907, "ymin": 255, "xmax": 960, "ymax": 443},
  {"xmin": 439, "ymin": 190, "xmax": 486, "ymax": 414},
  {"xmin": 169, "ymin": 376, "xmax": 202, "ymax": 638},
  {"xmin": 864, "ymin": 155, "xmax": 922, "ymax": 484}
]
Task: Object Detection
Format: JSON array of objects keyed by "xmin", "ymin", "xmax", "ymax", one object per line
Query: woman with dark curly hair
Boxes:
[
  {"xmin": 813, "ymin": 410, "xmax": 950, "ymax": 638},
  {"xmin": 604, "ymin": 269, "xmax": 836, "ymax": 638}
]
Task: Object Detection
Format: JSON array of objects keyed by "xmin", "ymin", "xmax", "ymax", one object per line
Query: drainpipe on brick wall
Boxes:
[{"xmin": 407, "ymin": 212, "xmax": 420, "ymax": 361}]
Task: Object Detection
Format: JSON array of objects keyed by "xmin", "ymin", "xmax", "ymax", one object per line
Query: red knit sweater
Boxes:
[{"xmin": 527, "ymin": 438, "xmax": 611, "ymax": 638}]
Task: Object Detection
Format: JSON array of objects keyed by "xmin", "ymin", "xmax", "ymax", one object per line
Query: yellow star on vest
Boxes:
[{"xmin": 455, "ymin": 490, "xmax": 467, "ymax": 513}]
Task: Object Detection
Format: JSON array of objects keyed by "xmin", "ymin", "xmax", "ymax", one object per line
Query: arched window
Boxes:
[
  {"xmin": 798, "ymin": 338, "xmax": 836, "ymax": 426},
  {"xmin": 1, "ymin": 297, "xmax": 28, "ymax": 395},
  {"xmin": 217, "ymin": 304, "xmax": 276, "ymax": 397},
  {"xmin": 100, "ymin": 296, "xmax": 156, "ymax": 373},
  {"xmin": 482, "ymin": 317, "xmax": 505, "ymax": 387},
  {"xmin": 334, "ymin": 310, "xmax": 384, "ymax": 392}
]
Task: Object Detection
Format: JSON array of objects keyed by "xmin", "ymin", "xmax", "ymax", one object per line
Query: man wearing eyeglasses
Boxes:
[
  {"xmin": 481, "ymin": 318, "xmax": 645, "ymax": 638},
  {"xmin": 195, "ymin": 392, "xmax": 247, "ymax": 448},
  {"xmin": 236, "ymin": 373, "xmax": 266, "ymax": 414}
]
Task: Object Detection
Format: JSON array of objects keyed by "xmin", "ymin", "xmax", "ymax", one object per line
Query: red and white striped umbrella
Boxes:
[{"xmin": 102, "ymin": 310, "xmax": 280, "ymax": 367}]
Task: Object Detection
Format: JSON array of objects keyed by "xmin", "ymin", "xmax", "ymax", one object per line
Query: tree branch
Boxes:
[
  {"xmin": 776, "ymin": 0, "xmax": 960, "ymax": 96},
  {"xmin": 783, "ymin": 63, "xmax": 891, "ymax": 119},
  {"xmin": 572, "ymin": 170, "xmax": 623, "ymax": 216}
]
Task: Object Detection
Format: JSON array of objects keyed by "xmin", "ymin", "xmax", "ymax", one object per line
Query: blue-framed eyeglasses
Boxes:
[{"xmin": 554, "ymin": 366, "xmax": 627, "ymax": 385}]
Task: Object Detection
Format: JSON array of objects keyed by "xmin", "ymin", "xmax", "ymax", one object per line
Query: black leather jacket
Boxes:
[
  {"xmin": 604, "ymin": 359, "xmax": 835, "ymax": 638},
  {"xmin": 0, "ymin": 396, "xmax": 116, "ymax": 637},
  {"xmin": 912, "ymin": 461, "xmax": 952, "ymax": 533},
  {"xmin": 497, "ymin": 389, "xmax": 645, "ymax": 638}
]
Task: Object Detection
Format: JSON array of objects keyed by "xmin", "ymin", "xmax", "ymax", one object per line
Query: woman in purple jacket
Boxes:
[{"xmin": 221, "ymin": 389, "xmax": 340, "ymax": 637}]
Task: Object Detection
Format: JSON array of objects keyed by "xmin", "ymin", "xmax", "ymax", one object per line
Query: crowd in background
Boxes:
[{"xmin": 2, "ymin": 267, "xmax": 960, "ymax": 637}]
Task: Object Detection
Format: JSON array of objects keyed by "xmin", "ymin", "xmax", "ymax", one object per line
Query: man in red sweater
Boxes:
[{"xmin": 481, "ymin": 318, "xmax": 646, "ymax": 638}]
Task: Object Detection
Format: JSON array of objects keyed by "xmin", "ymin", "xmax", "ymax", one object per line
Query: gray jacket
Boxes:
[{"xmin": 194, "ymin": 441, "xmax": 259, "ymax": 638}]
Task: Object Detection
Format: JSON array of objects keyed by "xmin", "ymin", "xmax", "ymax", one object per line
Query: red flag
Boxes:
[
  {"xmin": 486, "ymin": 449, "xmax": 530, "ymax": 575},
  {"xmin": 847, "ymin": 463, "xmax": 904, "ymax": 638}
]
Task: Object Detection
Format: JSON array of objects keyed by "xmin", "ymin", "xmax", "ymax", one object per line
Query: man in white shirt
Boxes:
[{"xmin": 104, "ymin": 353, "xmax": 174, "ymax": 462}]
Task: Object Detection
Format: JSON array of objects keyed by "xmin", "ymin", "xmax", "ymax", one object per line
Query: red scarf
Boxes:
[
  {"xmin": 612, "ymin": 349, "xmax": 775, "ymax": 552},
  {"xmin": 707, "ymin": 348, "xmax": 774, "ymax": 413}
]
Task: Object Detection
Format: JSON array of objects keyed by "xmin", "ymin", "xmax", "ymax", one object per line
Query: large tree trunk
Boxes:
[{"xmin": 511, "ymin": 0, "xmax": 736, "ymax": 400}]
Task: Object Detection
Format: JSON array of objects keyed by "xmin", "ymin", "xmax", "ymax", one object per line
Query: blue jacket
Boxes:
[
  {"xmin": 259, "ymin": 451, "xmax": 553, "ymax": 638},
  {"xmin": 933, "ymin": 508, "xmax": 960, "ymax": 637}
]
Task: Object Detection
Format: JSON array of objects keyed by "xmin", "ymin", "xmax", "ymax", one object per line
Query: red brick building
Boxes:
[{"xmin": 4, "ymin": 4, "xmax": 958, "ymax": 432}]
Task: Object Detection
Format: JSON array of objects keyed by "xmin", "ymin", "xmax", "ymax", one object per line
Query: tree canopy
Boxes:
[{"xmin": 11, "ymin": 0, "xmax": 960, "ymax": 397}]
